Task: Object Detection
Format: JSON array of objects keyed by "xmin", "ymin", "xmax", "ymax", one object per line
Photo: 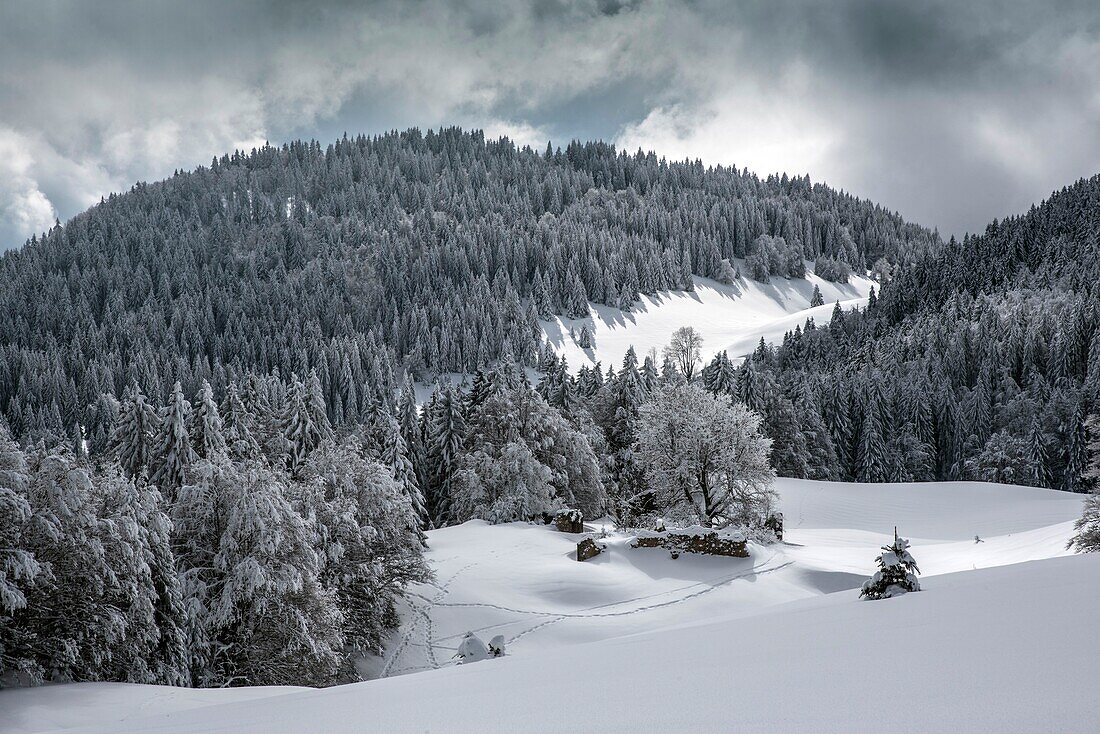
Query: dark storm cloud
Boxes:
[{"xmin": 1, "ymin": 1, "xmax": 1098, "ymax": 250}]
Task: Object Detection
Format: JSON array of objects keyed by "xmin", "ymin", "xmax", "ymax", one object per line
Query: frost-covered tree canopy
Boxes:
[
  {"xmin": 635, "ymin": 382, "xmax": 775, "ymax": 528},
  {"xmin": 300, "ymin": 438, "xmax": 429, "ymax": 655},
  {"xmin": 2, "ymin": 375, "xmax": 429, "ymax": 689},
  {"xmin": 453, "ymin": 363, "xmax": 605, "ymax": 524}
]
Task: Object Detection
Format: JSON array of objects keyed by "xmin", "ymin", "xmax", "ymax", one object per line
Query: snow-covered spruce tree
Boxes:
[
  {"xmin": 791, "ymin": 375, "xmax": 840, "ymax": 481},
  {"xmin": 96, "ymin": 466, "xmax": 190, "ymax": 686},
  {"xmin": 360, "ymin": 400, "xmax": 390, "ymax": 459},
  {"xmin": 577, "ymin": 324, "xmax": 594, "ymax": 350},
  {"xmin": 0, "ymin": 425, "xmax": 45, "ymax": 683},
  {"xmin": 1069, "ymin": 492, "xmax": 1100, "ymax": 553},
  {"xmin": 111, "ymin": 383, "xmax": 159, "ymax": 479},
  {"xmin": 1025, "ymin": 417, "xmax": 1052, "ymax": 489},
  {"xmin": 1062, "ymin": 402, "xmax": 1090, "ymax": 493},
  {"xmin": 397, "ymin": 376, "xmax": 431, "ymax": 528},
  {"xmin": 591, "ymin": 348, "xmax": 649, "ymax": 521},
  {"xmin": 300, "ymin": 439, "xmax": 430, "ymax": 659},
  {"xmin": 189, "ymin": 379, "xmax": 226, "ymax": 460},
  {"xmin": 735, "ymin": 357, "xmax": 766, "ymax": 414},
  {"xmin": 172, "ymin": 448, "xmax": 240, "ymax": 683},
  {"xmin": 763, "ymin": 391, "xmax": 810, "ymax": 479},
  {"xmin": 640, "ymin": 353, "xmax": 659, "ymax": 394},
  {"xmin": 1068, "ymin": 414, "xmax": 1100, "ymax": 553},
  {"xmin": 856, "ymin": 409, "xmax": 890, "ymax": 483},
  {"xmin": 424, "ymin": 380, "xmax": 465, "ymax": 527},
  {"xmin": 221, "ymin": 382, "xmax": 261, "ymax": 460},
  {"xmin": 362, "ymin": 403, "xmax": 429, "ymax": 540},
  {"xmin": 306, "ymin": 371, "xmax": 334, "ymax": 442},
  {"xmin": 206, "ymin": 457, "xmax": 344, "ymax": 687},
  {"xmin": 701, "ymin": 351, "xmax": 737, "ymax": 396},
  {"xmin": 860, "ymin": 533, "xmax": 921, "ymax": 600},
  {"xmin": 387, "ymin": 421, "xmax": 430, "ymax": 541},
  {"xmin": 87, "ymin": 392, "xmax": 120, "ymax": 457},
  {"xmin": 9, "ymin": 448, "xmax": 126, "ymax": 683},
  {"xmin": 241, "ymin": 373, "xmax": 286, "ymax": 458},
  {"xmin": 149, "ymin": 381, "xmax": 198, "ymax": 498},
  {"xmin": 635, "ymin": 382, "xmax": 776, "ymax": 529},
  {"xmin": 810, "ymin": 284, "xmax": 824, "ymax": 307},
  {"xmin": 822, "ymin": 376, "xmax": 853, "ymax": 479},
  {"xmin": 281, "ymin": 374, "xmax": 331, "ymax": 475}
]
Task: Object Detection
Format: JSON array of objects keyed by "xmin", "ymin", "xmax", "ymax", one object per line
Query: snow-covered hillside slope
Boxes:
[
  {"xmin": 544, "ymin": 270, "xmax": 875, "ymax": 370},
  {"xmin": 410, "ymin": 269, "xmax": 873, "ymax": 403},
  {"xmin": 2, "ymin": 478, "xmax": 1088, "ymax": 734},
  {"xmin": 43, "ymin": 555, "xmax": 1100, "ymax": 734},
  {"xmin": 372, "ymin": 477, "xmax": 1081, "ymax": 675}
]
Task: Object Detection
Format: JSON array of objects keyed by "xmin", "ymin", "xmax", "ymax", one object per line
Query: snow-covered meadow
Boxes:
[
  {"xmin": 4, "ymin": 477, "xmax": 1092, "ymax": 734},
  {"xmin": 411, "ymin": 267, "xmax": 875, "ymax": 404},
  {"xmin": 543, "ymin": 269, "xmax": 875, "ymax": 371}
]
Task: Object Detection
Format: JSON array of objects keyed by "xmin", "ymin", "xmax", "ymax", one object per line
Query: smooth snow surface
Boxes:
[
  {"xmin": 544, "ymin": 271, "xmax": 874, "ymax": 370},
  {"xmin": 0, "ymin": 683, "xmax": 307, "ymax": 733},
  {"xmin": 2, "ymin": 478, "xmax": 1090, "ymax": 734}
]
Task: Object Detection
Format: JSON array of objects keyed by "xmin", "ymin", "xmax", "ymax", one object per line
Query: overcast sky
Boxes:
[{"xmin": 2, "ymin": 0, "xmax": 1099, "ymax": 251}]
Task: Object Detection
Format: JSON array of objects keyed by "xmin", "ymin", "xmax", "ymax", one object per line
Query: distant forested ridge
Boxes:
[
  {"xmin": 0, "ymin": 128, "xmax": 936, "ymax": 443},
  {"xmin": 752, "ymin": 174, "xmax": 1100, "ymax": 490}
]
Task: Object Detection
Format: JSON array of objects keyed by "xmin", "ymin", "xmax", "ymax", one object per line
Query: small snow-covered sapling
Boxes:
[{"xmin": 860, "ymin": 530, "xmax": 921, "ymax": 600}]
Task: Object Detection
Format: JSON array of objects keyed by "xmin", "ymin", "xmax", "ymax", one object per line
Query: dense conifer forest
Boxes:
[
  {"xmin": 0, "ymin": 128, "xmax": 936, "ymax": 444},
  {"xmin": 759, "ymin": 175, "xmax": 1100, "ymax": 490}
]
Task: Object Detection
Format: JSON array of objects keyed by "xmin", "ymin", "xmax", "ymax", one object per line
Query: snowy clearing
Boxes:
[
  {"xmin": 544, "ymin": 270, "xmax": 875, "ymax": 371},
  {"xmin": 2, "ymin": 478, "xmax": 1090, "ymax": 734},
  {"xmin": 409, "ymin": 269, "xmax": 873, "ymax": 404}
]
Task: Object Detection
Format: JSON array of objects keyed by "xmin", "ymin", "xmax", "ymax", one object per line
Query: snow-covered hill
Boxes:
[
  {"xmin": 3, "ymin": 478, "xmax": 1090, "ymax": 734},
  {"xmin": 543, "ymin": 270, "xmax": 875, "ymax": 370}
]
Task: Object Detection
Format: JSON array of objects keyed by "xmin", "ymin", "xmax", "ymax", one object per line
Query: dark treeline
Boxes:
[
  {"xmin": 736, "ymin": 174, "xmax": 1100, "ymax": 491},
  {"xmin": 0, "ymin": 127, "xmax": 937, "ymax": 445}
]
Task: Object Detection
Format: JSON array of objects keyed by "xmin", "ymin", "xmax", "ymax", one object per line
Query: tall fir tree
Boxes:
[
  {"xmin": 111, "ymin": 383, "xmax": 159, "ymax": 479},
  {"xmin": 189, "ymin": 379, "xmax": 226, "ymax": 460},
  {"xmin": 425, "ymin": 381, "xmax": 466, "ymax": 528},
  {"xmin": 149, "ymin": 381, "xmax": 197, "ymax": 497}
]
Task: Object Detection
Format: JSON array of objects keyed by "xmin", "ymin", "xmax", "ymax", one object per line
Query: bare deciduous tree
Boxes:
[{"xmin": 663, "ymin": 326, "xmax": 703, "ymax": 380}]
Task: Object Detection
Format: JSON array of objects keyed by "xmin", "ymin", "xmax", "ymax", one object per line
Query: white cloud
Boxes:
[
  {"xmin": 615, "ymin": 67, "xmax": 842, "ymax": 180},
  {"xmin": 479, "ymin": 119, "xmax": 552, "ymax": 150},
  {"xmin": 0, "ymin": 129, "xmax": 60, "ymax": 243}
]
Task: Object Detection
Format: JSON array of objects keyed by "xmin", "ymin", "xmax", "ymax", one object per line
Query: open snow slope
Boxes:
[
  {"xmin": 28, "ymin": 556, "xmax": 1100, "ymax": 734},
  {"xmin": 543, "ymin": 270, "xmax": 875, "ymax": 371},
  {"xmin": 778, "ymin": 479, "xmax": 1083, "ymax": 580},
  {"xmin": 369, "ymin": 477, "xmax": 1082, "ymax": 677},
  {"xmin": 2, "ymin": 478, "xmax": 1086, "ymax": 734},
  {"xmin": 0, "ymin": 684, "xmax": 309, "ymax": 734}
]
